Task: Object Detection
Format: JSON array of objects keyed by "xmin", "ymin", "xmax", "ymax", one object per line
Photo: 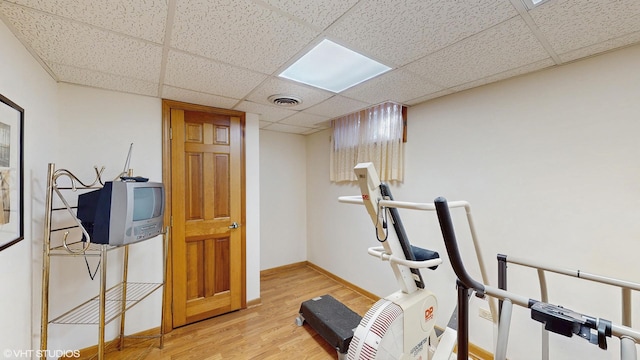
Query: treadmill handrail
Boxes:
[
  {"xmin": 433, "ymin": 196, "xmax": 640, "ymax": 347},
  {"xmin": 434, "ymin": 197, "xmax": 486, "ymax": 294}
]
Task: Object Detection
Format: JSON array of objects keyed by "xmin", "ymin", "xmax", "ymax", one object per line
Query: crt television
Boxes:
[{"xmin": 77, "ymin": 181, "xmax": 165, "ymax": 246}]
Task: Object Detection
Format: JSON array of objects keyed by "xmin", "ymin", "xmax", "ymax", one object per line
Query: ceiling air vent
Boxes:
[{"xmin": 268, "ymin": 94, "xmax": 302, "ymax": 107}]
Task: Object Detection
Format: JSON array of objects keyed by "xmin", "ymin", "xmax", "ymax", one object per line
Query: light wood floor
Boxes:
[{"xmin": 85, "ymin": 263, "xmax": 377, "ymax": 359}]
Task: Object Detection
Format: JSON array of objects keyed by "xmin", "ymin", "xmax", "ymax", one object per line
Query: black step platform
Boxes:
[{"xmin": 297, "ymin": 295, "xmax": 362, "ymax": 357}]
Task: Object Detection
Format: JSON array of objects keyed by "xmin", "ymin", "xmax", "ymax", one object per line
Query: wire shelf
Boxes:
[
  {"xmin": 48, "ymin": 241, "xmax": 119, "ymax": 257},
  {"xmin": 50, "ymin": 282, "xmax": 163, "ymax": 325}
]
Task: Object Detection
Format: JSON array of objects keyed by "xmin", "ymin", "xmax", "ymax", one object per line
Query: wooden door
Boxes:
[{"xmin": 164, "ymin": 100, "xmax": 245, "ymax": 328}]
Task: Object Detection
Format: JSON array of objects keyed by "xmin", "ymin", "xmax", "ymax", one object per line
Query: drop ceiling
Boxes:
[{"xmin": 1, "ymin": 0, "xmax": 639, "ymax": 135}]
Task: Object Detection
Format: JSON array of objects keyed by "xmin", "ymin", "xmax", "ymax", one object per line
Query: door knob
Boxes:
[{"xmin": 229, "ymin": 222, "xmax": 239, "ymax": 229}]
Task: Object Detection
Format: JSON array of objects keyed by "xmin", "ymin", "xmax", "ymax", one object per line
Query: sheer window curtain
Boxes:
[{"xmin": 330, "ymin": 102, "xmax": 404, "ymax": 182}]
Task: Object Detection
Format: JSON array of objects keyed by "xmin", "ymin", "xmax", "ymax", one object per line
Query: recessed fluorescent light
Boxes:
[
  {"xmin": 521, "ymin": 0, "xmax": 550, "ymax": 10},
  {"xmin": 279, "ymin": 39, "xmax": 391, "ymax": 93}
]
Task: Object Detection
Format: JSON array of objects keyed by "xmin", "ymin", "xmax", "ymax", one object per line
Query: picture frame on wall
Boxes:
[{"xmin": 0, "ymin": 93, "xmax": 24, "ymax": 252}]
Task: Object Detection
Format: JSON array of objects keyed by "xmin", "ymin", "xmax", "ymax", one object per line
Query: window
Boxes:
[{"xmin": 330, "ymin": 102, "xmax": 405, "ymax": 182}]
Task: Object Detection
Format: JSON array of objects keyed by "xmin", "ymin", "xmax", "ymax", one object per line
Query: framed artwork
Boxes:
[{"xmin": 0, "ymin": 93, "xmax": 24, "ymax": 252}]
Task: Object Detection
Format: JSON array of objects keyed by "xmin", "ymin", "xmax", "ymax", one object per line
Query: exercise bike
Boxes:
[{"xmin": 296, "ymin": 163, "xmax": 494, "ymax": 359}]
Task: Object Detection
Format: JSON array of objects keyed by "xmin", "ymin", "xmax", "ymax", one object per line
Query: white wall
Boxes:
[
  {"xmin": 307, "ymin": 44, "xmax": 640, "ymax": 359},
  {"xmin": 245, "ymin": 112, "xmax": 261, "ymax": 302},
  {"xmin": 0, "ymin": 20, "xmax": 59, "ymax": 356},
  {"xmin": 259, "ymin": 130, "xmax": 307, "ymax": 270}
]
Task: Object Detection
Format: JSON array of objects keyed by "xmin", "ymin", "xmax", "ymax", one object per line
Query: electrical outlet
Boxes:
[{"xmin": 479, "ymin": 308, "xmax": 492, "ymax": 321}]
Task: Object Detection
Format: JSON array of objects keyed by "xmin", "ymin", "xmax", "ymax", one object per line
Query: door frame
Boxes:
[{"xmin": 161, "ymin": 99, "xmax": 247, "ymax": 333}]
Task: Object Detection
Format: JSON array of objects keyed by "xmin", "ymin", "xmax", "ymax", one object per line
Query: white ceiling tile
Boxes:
[
  {"xmin": 259, "ymin": 120, "xmax": 275, "ymax": 128},
  {"xmin": 301, "ymin": 127, "xmax": 326, "ymax": 135},
  {"xmin": 260, "ymin": 0, "xmax": 359, "ymax": 29},
  {"xmin": 314, "ymin": 120, "xmax": 331, "ymax": 129},
  {"xmin": 450, "ymin": 58, "xmax": 555, "ymax": 92},
  {"xmin": 161, "ymin": 86, "xmax": 240, "ymax": 109},
  {"xmin": 278, "ymin": 112, "xmax": 329, "ymax": 128},
  {"xmin": 404, "ymin": 89, "xmax": 454, "ymax": 106},
  {"xmin": 0, "ymin": 2, "xmax": 162, "ymax": 82},
  {"xmin": 164, "ymin": 51, "xmax": 268, "ymax": 99},
  {"xmin": 262, "ymin": 122, "xmax": 313, "ymax": 134},
  {"xmin": 530, "ymin": 0, "xmax": 640, "ymax": 55},
  {"xmin": 341, "ymin": 69, "xmax": 444, "ymax": 105},
  {"xmin": 327, "ymin": 0, "xmax": 518, "ymax": 66},
  {"xmin": 3, "ymin": 0, "xmax": 167, "ymax": 43},
  {"xmin": 233, "ymin": 100, "xmax": 298, "ymax": 122},
  {"xmin": 404, "ymin": 17, "xmax": 551, "ymax": 88},
  {"xmin": 559, "ymin": 30, "xmax": 640, "ymax": 63},
  {"xmin": 171, "ymin": 0, "xmax": 319, "ymax": 74},
  {"xmin": 51, "ymin": 63, "xmax": 158, "ymax": 96},
  {"xmin": 246, "ymin": 77, "xmax": 333, "ymax": 110},
  {"xmin": 305, "ymin": 96, "xmax": 368, "ymax": 119}
]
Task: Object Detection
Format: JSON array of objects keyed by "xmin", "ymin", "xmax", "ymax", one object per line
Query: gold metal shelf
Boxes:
[
  {"xmin": 50, "ymin": 282, "xmax": 163, "ymax": 325},
  {"xmin": 40, "ymin": 163, "xmax": 167, "ymax": 360},
  {"xmin": 48, "ymin": 241, "xmax": 118, "ymax": 257}
]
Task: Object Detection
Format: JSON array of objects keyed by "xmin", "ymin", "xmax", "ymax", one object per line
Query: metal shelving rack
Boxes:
[{"xmin": 39, "ymin": 163, "xmax": 166, "ymax": 360}]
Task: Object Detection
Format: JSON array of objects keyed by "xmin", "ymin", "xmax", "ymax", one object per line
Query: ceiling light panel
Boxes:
[
  {"xmin": 279, "ymin": 39, "xmax": 391, "ymax": 93},
  {"xmin": 521, "ymin": 0, "xmax": 551, "ymax": 10}
]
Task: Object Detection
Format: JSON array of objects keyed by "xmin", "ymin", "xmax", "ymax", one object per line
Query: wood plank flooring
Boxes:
[{"xmin": 84, "ymin": 263, "xmax": 377, "ymax": 359}]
